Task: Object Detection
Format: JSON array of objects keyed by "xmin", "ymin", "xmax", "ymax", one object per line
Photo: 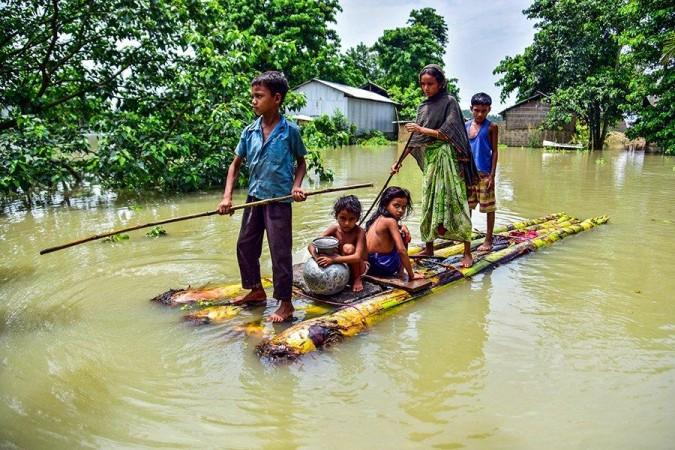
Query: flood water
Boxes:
[{"xmin": 1, "ymin": 145, "xmax": 674, "ymax": 449}]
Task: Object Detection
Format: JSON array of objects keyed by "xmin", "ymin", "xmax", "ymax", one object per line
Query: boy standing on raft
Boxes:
[
  {"xmin": 466, "ymin": 93, "xmax": 499, "ymax": 250},
  {"xmin": 217, "ymin": 71, "xmax": 307, "ymax": 322}
]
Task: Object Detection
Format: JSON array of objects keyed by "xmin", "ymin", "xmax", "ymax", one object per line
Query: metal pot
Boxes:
[
  {"xmin": 302, "ymin": 257, "xmax": 349, "ymax": 296},
  {"xmin": 312, "ymin": 236, "xmax": 339, "ymax": 256}
]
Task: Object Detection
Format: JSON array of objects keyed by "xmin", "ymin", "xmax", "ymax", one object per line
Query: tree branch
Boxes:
[{"xmin": 36, "ymin": 0, "xmax": 61, "ymax": 98}]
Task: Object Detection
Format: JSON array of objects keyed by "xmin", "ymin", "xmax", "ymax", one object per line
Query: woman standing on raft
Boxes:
[{"xmin": 392, "ymin": 64, "xmax": 479, "ymax": 267}]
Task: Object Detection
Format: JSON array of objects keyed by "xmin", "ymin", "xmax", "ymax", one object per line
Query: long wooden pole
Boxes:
[
  {"xmin": 359, "ymin": 132, "xmax": 415, "ymax": 226},
  {"xmin": 40, "ymin": 182, "xmax": 374, "ymax": 255}
]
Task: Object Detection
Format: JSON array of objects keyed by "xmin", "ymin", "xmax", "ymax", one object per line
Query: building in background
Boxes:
[
  {"xmin": 292, "ymin": 79, "xmax": 399, "ymax": 136},
  {"xmin": 499, "ymin": 93, "xmax": 576, "ymax": 147}
]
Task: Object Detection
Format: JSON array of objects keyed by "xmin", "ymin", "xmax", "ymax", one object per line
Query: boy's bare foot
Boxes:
[
  {"xmin": 352, "ymin": 277, "xmax": 364, "ymax": 292},
  {"xmin": 461, "ymin": 253, "xmax": 474, "ymax": 268},
  {"xmin": 477, "ymin": 239, "xmax": 493, "ymax": 252},
  {"xmin": 267, "ymin": 300, "xmax": 294, "ymax": 322},
  {"xmin": 232, "ymin": 287, "xmax": 267, "ymax": 306}
]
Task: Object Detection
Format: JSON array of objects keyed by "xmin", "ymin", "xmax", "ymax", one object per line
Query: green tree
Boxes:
[
  {"xmin": 619, "ymin": 0, "xmax": 674, "ymax": 153},
  {"xmin": 373, "ymin": 8, "xmax": 459, "ymax": 119},
  {"xmin": 0, "ymin": 0, "xmax": 342, "ymax": 200},
  {"xmin": 408, "ymin": 7, "xmax": 449, "ymax": 48},
  {"xmin": 494, "ymin": 0, "xmax": 630, "ymax": 149},
  {"xmin": 339, "ymin": 43, "xmax": 383, "ymax": 87}
]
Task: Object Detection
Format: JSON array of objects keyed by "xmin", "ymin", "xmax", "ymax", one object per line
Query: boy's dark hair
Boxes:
[
  {"xmin": 365, "ymin": 186, "xmax": 412, "ymax": 230},
  {"xmin": 471, "ymin": 92, "xmax": 492, "ymax": 106},
  {"xmin": 333, "ymin": 195, "xmax": 362, "ymax": 219},
  {"xmin": 252, "ymin": 71, "xmax": 289, "ymax": 102}
]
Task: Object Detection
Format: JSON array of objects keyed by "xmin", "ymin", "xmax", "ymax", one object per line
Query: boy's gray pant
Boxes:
[{"xmin": 236, "ymin": 196, "xmax": 293, "ymax": 301}]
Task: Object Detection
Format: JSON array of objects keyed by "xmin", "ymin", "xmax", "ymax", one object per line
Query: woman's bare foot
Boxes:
[
  {"xmin": 417, "ymin": 242, "xmax": 435, "ymax": 257},
  {"xmin": 352, "ymin": 277, "xmax": 364, "ymax": 292},
  {"xmin": 267, "ymin": 300, "xmax": 294, "ymax": 322},
  {"xmin": 437, "ymin": 224, "xmax": 447, "ymax": 236},
  {"xmin": 477, "ymin": 239, "xmax": 492, "ymax": 252},
  {"xmin": 461, "ymin": 253, "xmax": 474, "ymax": 268},
  {"xmin": 231, "ymin": 287, "xmax": 267, "ymax": 306}
]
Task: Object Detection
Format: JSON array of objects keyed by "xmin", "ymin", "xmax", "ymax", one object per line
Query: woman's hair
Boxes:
[
  {"xmin": 418, "ymin": 64, "xmax": 447, "ymax": 93},
  {"xmin": 333, "ymin": 195, "xmax": 362, "ymax": 219},
  {"xmin": 365, "ymin": 186, "xmax": 413, "ymax": 230}
]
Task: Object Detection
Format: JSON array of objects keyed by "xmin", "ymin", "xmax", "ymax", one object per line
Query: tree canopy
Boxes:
[
  {"xmin": 495, "ymin": 0, "xmax": 673, "ymax": 152},
  {"xmin": 0, "ymin": 0, "xmax": 344, "ymax": 199}
]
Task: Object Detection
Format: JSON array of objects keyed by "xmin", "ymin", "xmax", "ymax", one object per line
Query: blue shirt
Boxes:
[
  {"xmin": 465, "ymin": 119, "xmax": 493, "ymax": 173},
  {"xmin": 235, "ymin": 116, "xmax": 307, "ymax": 200}
]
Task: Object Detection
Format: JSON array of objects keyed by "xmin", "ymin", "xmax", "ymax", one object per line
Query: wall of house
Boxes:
[
  {"xmin": 500, "ymin": 99, "xmax": 576, "ymax": 146},
  {"xmin": 293, "ymin": 81, "xmax": 397, "ymax": 135},
  {"xmin": 293, "ymin": 82, "xmax": 348, "ymax": 117},
  {"xmin": 498, "ymin": 123, "xmax": 576, "ymax": 147},
  {"xmin": 347, "ymin": 98, "xmax": 396, "ymax": 135}
]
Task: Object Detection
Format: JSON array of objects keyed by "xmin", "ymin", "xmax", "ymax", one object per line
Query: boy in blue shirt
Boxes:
[
  {"xmin": 217, "ymin": 71, "xmax": 307, "ymax": 322},
  {"xmin": 465, "ymin": 92, "xmax": 499, "ymax": 251}
]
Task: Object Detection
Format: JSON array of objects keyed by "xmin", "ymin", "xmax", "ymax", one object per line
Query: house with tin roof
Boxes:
[
  {"xmin": 292, "ymin": 79, "xmax": 399, "ymax": 136},
  {"xmin": 499, "ymin": 92, "xmax": 576, "ymax": 147}
]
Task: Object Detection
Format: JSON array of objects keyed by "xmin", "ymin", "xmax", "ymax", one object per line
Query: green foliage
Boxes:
[
  {"xmin": 145, "ymin": 226, "xmax": 167, "ymax": 238},
  {"xmin": 619, "ymin": 0, "xmax": 675, "ymax": 153},
  {"xmin": 301, "ymin": 111, "xmax": 357, "ymax": 149},
  {"xmin": 371, "ymin": 8, "xmax": 459, "ymax": 116},
  {"xmin": 305, "ymin": 149, "xmax": 334, "ymax": 182},
  {"xmin": 101, "ymin": 233, "xmax": 129, "ymax": 243},
  {"xmin": 388, "ymin": 85, "xmax": 426, "ymax": 120},
  {"xmin": 339, "ymin": 43, "xmax": 383, "ymax": 87},
  {"xmin": 496, "ymin": 0, "xmax": 674, "ymax": 152},
  {"xmin": 408, "ymin": 8, "xmax": 449, "ymax": 48},
  {"xmin": 358, "ymin": 131, "xmax": 392, "ymax": 147},
  {"xmin": 494, "ymin": 0, "xmax": 631, "ymax": 150},
  {"xmin": 0, "ymin": 0, "xmax": 344, "ymax": 199}
]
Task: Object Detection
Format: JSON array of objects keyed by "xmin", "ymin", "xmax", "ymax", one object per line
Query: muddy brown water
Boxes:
[{"xmin": 1, "ymin": 145, "xmax": 674, "ymax": 448}]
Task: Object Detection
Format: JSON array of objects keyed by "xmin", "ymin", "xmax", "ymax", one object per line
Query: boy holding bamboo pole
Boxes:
[{"xmin": 217, "ymin": 71, "xmax": 307, "ymax": 322}]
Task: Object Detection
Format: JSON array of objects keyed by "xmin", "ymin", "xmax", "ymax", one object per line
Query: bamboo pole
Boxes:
[
  {"xmin": 359, "ymin": 133, "xmax": 415, "ymax": 226},
  {"xmin": 40, "ymin": 182, "xmax": 373, "ymax": 255}
]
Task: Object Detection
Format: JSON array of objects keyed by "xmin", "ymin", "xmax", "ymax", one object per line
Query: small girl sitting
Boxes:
[
  {"xmin": 308, "ymin": 195, "xmax": 368, "ymax": 292},
  {"xmin": 365, "ymin": 186, "xmax": 424, "ymax": 281}
]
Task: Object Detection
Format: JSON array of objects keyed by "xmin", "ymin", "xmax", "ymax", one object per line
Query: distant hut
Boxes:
[
  {"xmin": 292, "ymin": 79, "xmax": 399, "ymax": 136},
  {"xmin": 499, "ymin": 92, "xmax": 575, "ymax": 147}
]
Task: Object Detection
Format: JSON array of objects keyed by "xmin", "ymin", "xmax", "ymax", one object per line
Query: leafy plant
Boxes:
[
  {"xmin": 145, "ymin": 226, "xmax": 167, "ymax": 238},
  {"xmin": 101, "ymin": 233, "xmax": 130, "ymax": 243}
]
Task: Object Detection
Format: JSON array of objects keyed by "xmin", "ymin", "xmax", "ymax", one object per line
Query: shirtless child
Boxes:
[
  {"xmin": 364, "ymin": 187, "xmax": 423, "ymax": 281},
  {"xmin": 308, "ymin": 195, "xmax": 367, "ymax": 292}
]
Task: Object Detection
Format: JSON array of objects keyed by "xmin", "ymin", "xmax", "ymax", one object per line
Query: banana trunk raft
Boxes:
[
  {"xmin": 152, "ymin": 212, "xmax": 566, "ymax": 312},
  {"xmin": 149, "ymin": 213, "xmax": 608, "ymax": 361},
  {"xmin": 256, "ymin": 216, "xmax": 608, "ymax": 361}
]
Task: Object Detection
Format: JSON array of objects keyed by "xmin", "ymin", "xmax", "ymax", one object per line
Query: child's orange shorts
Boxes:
[{"xmin": 467, "ymin": 173, "xmax": 496, "ymax": 213}]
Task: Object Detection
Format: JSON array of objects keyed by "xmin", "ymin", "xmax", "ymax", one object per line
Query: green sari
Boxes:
[{"xmin": 420, "ymin": 141, "xmax": 472, "ymax": 242}]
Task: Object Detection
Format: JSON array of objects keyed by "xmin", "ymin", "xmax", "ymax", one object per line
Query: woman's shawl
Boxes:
[{"xmin": 408, "ymin": 93, "xmax": 479, "ymax": 188}]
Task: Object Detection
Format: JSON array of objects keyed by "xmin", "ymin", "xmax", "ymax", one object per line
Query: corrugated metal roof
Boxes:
[
  {"xmin": 294, "ymin": 79, "xmax": 400, "ymax": 105},
  {"xmin": 499, "ymin": 92, "xmax": 549, "ymax": 115}
]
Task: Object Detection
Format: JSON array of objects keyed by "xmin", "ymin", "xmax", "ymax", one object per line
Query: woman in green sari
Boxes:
[{"xmin": 392, "ymin": 64, "xmax": 478, "ymax": 267}]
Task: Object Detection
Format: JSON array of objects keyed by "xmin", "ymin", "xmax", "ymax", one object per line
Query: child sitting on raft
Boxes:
[
  {"xmin": 308, "ymin": 195, "xmax": 368, "ymax": 292},
  {"xmin": 365, "ymin": 187, "xmax": 424, "ymax": 281}
]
